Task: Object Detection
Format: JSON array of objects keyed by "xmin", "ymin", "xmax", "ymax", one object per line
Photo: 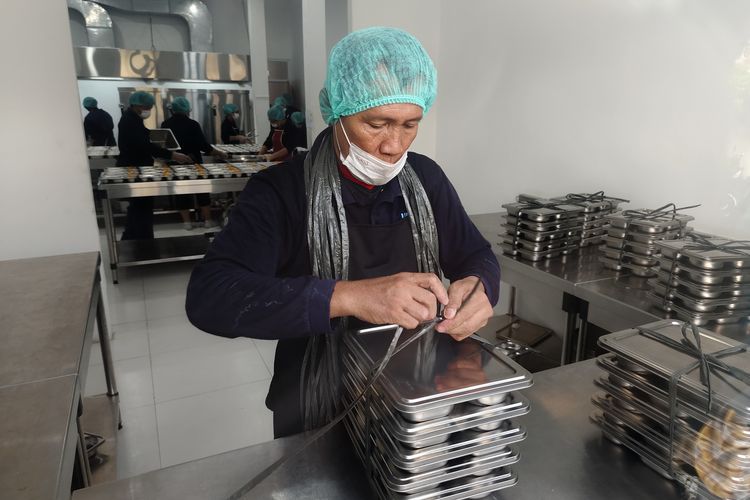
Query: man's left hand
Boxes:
[{"xmin": 435, "ymin": 276, "xmax": 493, "ymax": 341}]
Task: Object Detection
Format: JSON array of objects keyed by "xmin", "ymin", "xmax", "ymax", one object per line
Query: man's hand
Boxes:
[
  {"xmin": 171, "ymin": 152, "xmax": 192, "ymax": 164},
  {"xmin": 435, "ymin": 276, "xmax": 493, "ymax": 341},
  {"xmin": 331, "ymin": 272, "xmax": 448, "ymax": 329},
  {"xmin": 212, "ymin": 148, "xmax": 229, "ymax": 160}
]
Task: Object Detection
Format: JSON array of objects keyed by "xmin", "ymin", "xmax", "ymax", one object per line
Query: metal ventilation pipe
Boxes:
[
  {"xmin": 67, "ymin": 0, "xmax": 115, "ymax": 47},
  {"xmin": 93, "ymin": 0, "xmax": 213, "ymax": 52}
]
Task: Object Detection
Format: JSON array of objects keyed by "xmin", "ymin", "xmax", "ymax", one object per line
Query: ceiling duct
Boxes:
[
  {"xmin": 92, "ymin": 0, "xmax": 213, "ymax": 52},
  {"xmin": 67, "ymin": 0, "xmax": 115, "ymax": 47}
]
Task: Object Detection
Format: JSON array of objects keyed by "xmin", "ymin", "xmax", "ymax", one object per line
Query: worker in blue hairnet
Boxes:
[
  {"xmin": 273, "ymin": 93, "xmax": 301, "ymax": 120},
  {"xmin": 220, "ymin": 103, "xmax": 248, "ymax": 144},
  {"xmin": 117, "ymin": 91, "xmax": 191, "ymax": 240},
  {"xmin": 289, "ymin": 111, "xmax": 307, "ymax": 149},
  {"xmin": 162, "ymin": 96, "xmax": 228, "ymax": 230},
  {"xmin": 187, "ymin": 27, "xmax": 499, "ymax": 437},
  {"xmin": 82, "ymin": 97, "xmax": 116, "ymax": 146},
  {"xmin": 258, "ymin": 104, "xmax": 306, "ymax": 161}
]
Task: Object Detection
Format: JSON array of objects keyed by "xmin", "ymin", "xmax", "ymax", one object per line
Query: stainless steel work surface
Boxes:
[
  {"xmin": 0, "ymin": 252, "xmax": 99, "ymax": 387},
  {"xmin": 0, "ymin": 376, "xmax": 79, "ymax": 500},
  {"xmin": 98, "ymin": 176, "xmax": 251, "ymax": 198},
  {"xmin": 72, "ymin": 360, "xmax": 679, "ymax": 500}
]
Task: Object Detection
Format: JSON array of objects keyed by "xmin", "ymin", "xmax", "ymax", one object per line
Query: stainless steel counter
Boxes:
[
  {"xmin": 72, "ymin": 359, "xmax": 678, "ymax": 500},
  {"xmin": 470, "ymin": 212, "xmax": 750, "ymax": 347},
  {"xmin": 0, "ymin": 252, "xmax": 119, "ymax": 499},
  {"xmin": 98, "ymin": 172, "xmax": 271, "ymax": 283}
]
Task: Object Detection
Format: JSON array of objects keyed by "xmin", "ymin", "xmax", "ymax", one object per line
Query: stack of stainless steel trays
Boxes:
[
  {"xmin": 591, "ymin": 319, "xmax": 750, "ymax": 499},
  {"xmin": 645, "ymin": 236, "xmax": 750, "ymax": 325},
  {"xmin": 211, "ymin": 144, "xmax": 262, "ymax": 155},
  {"xmin": 599, "ymin": 209, "xmax": 694, "ymax": 277},
  {"xmin": 138, "ymin": 166, "xmax": 173, "ymax": 181},
  {"xmin": 342, "ymin": 325, "xmax": 533, "ymax": 500},
  {"xmin": 500, "ymin": 198, "xmax": 585, "ymax": 261},
  {"xmin": 549, "ymin": 193, "xmax": 628, "ymax": 246}
]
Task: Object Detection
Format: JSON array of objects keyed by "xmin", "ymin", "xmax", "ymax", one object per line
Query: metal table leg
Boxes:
[
  {"xmin": 95, "ymin": 269, "xmax": 122, "ymax": 427},
  {"xmin": 574, "ymin": 301, "xmax": 590, "ymax": 362},
  {"xmin": 75, "ymin": 399, "xmax": 92, "ymax": 488},
  {"xmin": 101, "ymin": 194, "xmax": 119, "ymax": 284}
]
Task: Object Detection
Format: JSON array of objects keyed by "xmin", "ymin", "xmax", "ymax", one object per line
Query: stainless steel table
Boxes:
[
  {"xmin": 98, "ymin": 174, "xmax": 264, "ymax": 283},
  {"xmin": 470, "ymin": 213, "xmax": 750, "ymax": 356},
  {"xmin": 0, "ymin": 252, "xmax": 119, "ymax": 499},
  {"xmin": 72, "ymin": 359, "xmax": 678, "ymax": 500}
]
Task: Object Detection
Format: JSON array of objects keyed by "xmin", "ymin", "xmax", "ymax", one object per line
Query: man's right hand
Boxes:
[
  {"xmin": 171, "ymin": 152, "xmax": 192, "ymax": 164},
  {"xmin": 330, "ymin": 272, "xmax": 449, "ymax": 329}
]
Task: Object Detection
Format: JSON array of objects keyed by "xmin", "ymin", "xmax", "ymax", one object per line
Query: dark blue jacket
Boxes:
[{"xmin": 186, "ymin": 130, "xmax": 500, "ymax": 341}]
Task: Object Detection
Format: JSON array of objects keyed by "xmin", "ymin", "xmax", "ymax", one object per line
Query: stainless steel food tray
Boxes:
[
  {"xmin": 652, "ymin": 273, "xmax": 750, "ymax": 299},
  {"xmin": 503, "ymin": 214, "xmax": 584, "ymax": 232},
  {"xmin": 649, "ymin": 280, "xmax": 750, "ymax": 306},
  {"xmin": 502, "ymin": 243, "xmax": 580, "ymax": 262},
  {"xmin": 656, "ymin": 238, "xmax": 750, "ymax": 271},
  {"xmin": 656, "ymin": 257, "xmax": 750, "ymax": 285},
  {"xmin": 501, "ymin": 202, "xmax": 584, "ymax": 222},
  {"xmin": 597, "ymin": 319, "xmax": 750, "ymax": 421},
  {"xmin": 344, "ymin": 326, "xmax": 533, "ymax": 418},
  {"xmin": 502, "ymin": 224, "xmax": 581, "ymax": 243},
  {"xmin": 605, "ymin": 211, "xmax": 694, "ymax": 233},
  {"xmin": 604, "ymin": 237, "xmax": 660, "ymax": 257},
  {"xmin": 599, "ymin": 255, "xmax": 659, "ymax": 277},
  {"xmin": 602, "ymin": 247, "xmax": 659, "ymax": 267},
  {"xmin": 607, "ymin": 227, "xmax": 683, "ymax": 244}
]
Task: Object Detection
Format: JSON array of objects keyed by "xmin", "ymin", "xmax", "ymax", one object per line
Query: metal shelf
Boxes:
[{"xmin": 116, "ymin": 235, "xmax": 210, "ymax": 267}]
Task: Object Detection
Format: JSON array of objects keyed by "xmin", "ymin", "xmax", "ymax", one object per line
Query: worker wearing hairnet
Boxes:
[
  {"xmin": 161, "ymin": 96, "xmax": 228, "ymax": 230},
  {"xmin": 289, "ymin": 111, "xmax": 308, "ymax": 149},
  {"xmin": 273, "ymin": 93, "xmax": 301, "ymax": 120},
  {"xmin": 186, "ymin": 27, "xmax": 499, "ymax": 438},
  {"xmin": 220, "ymin": 103, "xmax": 248, "ymax": 144},
  {"xmin": 82, "ymin": 96, "xmax": 116, "ymax": 147},
  {"xmin": 117, "ymin": 91, "xmax": 191, "ymax": 240},
  {"xmin": 258, "ymin": 104, "xmax": 306, "ymax": 161}
]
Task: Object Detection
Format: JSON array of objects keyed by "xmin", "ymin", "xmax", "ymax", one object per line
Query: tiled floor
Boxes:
[{"xmin": 86, "ymin": 234, "xmax": 276, "ymax": 479}]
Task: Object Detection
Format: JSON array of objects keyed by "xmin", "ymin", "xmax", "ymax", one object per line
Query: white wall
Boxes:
[
  {"xmin": 349, "ymin": 0, "xmax": 442, "ymax": 159},
  {"xmin": 0, "ymin": 0, "xmax": 99, "ymax": 260},
  {"xmin": 436, "ymin": 0, "xmax": 750, "ymax": 240},
  {"xmin": 325, "ymin": 0, "xmax": 348, "ymax": 55}
]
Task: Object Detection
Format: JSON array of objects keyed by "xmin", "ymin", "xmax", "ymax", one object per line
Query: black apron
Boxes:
[{"xmin": 270, "ymin": 212, "xmax": 418, "ymax": 438}]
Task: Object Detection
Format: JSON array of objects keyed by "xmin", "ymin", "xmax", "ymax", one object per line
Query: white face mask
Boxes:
[
  {"xmin": 139, "ymin": 109, "xmax": 151, "ymax": 119},
  {"xmin": 233, "ymin": 112, "xmax": 240, "ymax": 121},
  {"xmin": 336, "ymin": 121, "xmax": 408, "ymax": 186}
]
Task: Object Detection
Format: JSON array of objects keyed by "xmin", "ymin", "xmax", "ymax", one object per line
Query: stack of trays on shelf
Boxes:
[
  {"xmin": 98, "ymin": 167, "xmax": 139, "ymax": 183},
  {"xmin": 591, "ymin": 319, "xmax": 750, "ymax": 499},
  {"xmin": 500, "ymin": 198, "xmax": 585, "ymax": 261},
  {"xmin": 549, "ymin": 193, "xmax": 628, "ymax": 247},
  {"xmin": 645, "ymin": 235, "xmax": 750, "ymax": 326},
  {"xmin": 342, "ymin": 325, "xmax": 533, "ymax": 500},
  {"xmin": 599, "ymin": 208, "xmax": 694, "ymax": 277}
]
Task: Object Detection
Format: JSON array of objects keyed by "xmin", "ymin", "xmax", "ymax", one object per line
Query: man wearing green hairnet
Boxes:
[
  {"xmin": 117, "ymin": 91, "xmax": 191, "ymax": 240},
  {"xmin": 221, "ymin": 103, "xmax": 248, "ymax": 144},
  {"xmin": 187, "ymin": 27, "xmax": 500, "ymax": 437},
  {"xmin": 162, "ymin": 96, "xmax": 228, "ymax": 230},
  {"xmin": 259, "ymin": 104, "xmax": 307, "ymax": 161},
  {"xmin": 82, "ymin": 96, "xmax": 116, "ymax": 147}
]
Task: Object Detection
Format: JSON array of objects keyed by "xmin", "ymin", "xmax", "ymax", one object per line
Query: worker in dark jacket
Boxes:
[
  {"xmin": 289, "ymin": 111, "xmax": 308, "ymax": 150},
  {"xmin": 220, "ymin": 103, "xmax": 248, "ymax": 144},
  {"xmin": 162, "ymin": 96, "xmax": 228, "ymax": 230},
  {"xmin": 117, "ymin": 91, "xmax": 191, "ymax": 240},
  {"xmin": 272, "ymin": 94, "xmax": 300, "ymax": 120},
  {"xmin": 82, "ymin": 97, "xmax": 116, "ymax": 146},
  {"xmin": 186, "ymin": 28, "xmax": 499, "ymax": 439},
  {"xmin": 258, "ymin": 105, "xmax": 307, "ymax": 162}
]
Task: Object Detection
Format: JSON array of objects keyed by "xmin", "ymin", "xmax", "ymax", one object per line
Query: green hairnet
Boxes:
[
  {"xmin": 82, "ymin": 97, "xmax": 97, "ymax": 109},
  {"xmin": 129, "ymin": 91, "xmax": 155, "ymax": 107},
  {"xmin": 273, "ymin": 96, "xmax": 288, "ymax": 107},
  {"xmin": 267, "ymin": 104, "xmax": 286, "ymax": 122},
  {"xmin": 171, "ymin": 96, "xmax": 191, "ymax": 114},
  {"xmin": 223, "ymin": 103, "xmax": 239, "ymax": 115},
  {"xmin": 320, "ymin": 27, "xmax": 437, "ymax": 125},
  {"xmin": 290, "ymin": 111, "xmax": 305, "ymax": 127}
]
